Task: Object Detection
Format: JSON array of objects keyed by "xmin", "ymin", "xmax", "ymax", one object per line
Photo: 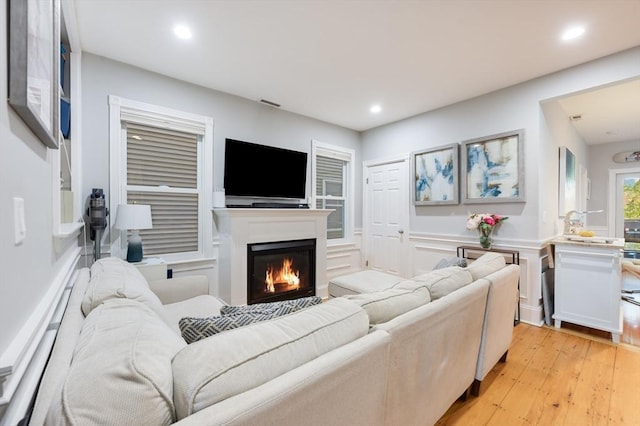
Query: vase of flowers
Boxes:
[{"xmin": 466, "ymin": 213, "xmax": 508, "ymax": 249}]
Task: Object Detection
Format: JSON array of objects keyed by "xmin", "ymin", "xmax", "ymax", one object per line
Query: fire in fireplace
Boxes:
[{"xmin": 247, "ymin": 239, "xmax": 316, "ymax": 304}]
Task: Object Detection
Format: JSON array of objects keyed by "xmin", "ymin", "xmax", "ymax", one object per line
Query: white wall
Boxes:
[
  {"xmin": 80, "ymin": 54, "xmax": 363, "ymax": 289},
  {"xmin": 540, "ymin": 99, "xmax": 589, "ymax": 235},
  {"xmin": 0, "ymin": 0, "xmax": 83, "ymax": 419},
  {"xmin": 361, "ymin": 47, "xmax": 640, "ymax": 242},
  {"xmin": 81, "ymin": 53, "xmax": 362, "ymax": 234},
  {"xmin": 361, "ymin": 85, "xmax": 536, "ymax": 241}
]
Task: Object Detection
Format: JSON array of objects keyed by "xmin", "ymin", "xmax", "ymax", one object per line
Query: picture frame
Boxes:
[
  {"xmin": 8, "ymin": 0, "xmax": 60, "ymax": 149},
  {"xmin": 559, "ymin": 146, "xmax": 577, "ymax": 215},
  {"xmin": 412, "ymin": 143, "xmax": 459, "ymax": 205},
  {"xmin": 461, "ymin": 129, "xmax": 524, "ymax": 204}
]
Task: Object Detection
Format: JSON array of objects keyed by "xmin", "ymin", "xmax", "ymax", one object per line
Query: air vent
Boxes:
[
  {"xmin": 569, "ymin": 114, "xmax": 582, "ymax": 121},
  {"xmin": 259, "ymin": 99, "xmax": 281, "ymax": 108}
]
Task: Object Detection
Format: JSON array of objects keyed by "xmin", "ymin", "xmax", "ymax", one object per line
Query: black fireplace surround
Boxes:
[{"xmin": 247, "ymin": 238, "xmax": 316, "ymax": 304}]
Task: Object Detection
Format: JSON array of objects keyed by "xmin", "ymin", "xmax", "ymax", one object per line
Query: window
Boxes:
[
  {"xmin": 109, "ymin": 96, "xmax": 213, "ymax": 262},
  {"xmin": 311, "ymin": 140, "xmax": 354, "ymax": 242}
]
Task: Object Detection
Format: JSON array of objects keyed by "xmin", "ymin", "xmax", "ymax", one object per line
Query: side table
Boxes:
[{"xmin": 456, "ymin": 245, "xmax": 520, "ymax": 325}]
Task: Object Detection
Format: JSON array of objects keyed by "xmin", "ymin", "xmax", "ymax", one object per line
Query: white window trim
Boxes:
[
  {"xmin": 311, "ymin": 139, "xmax": 355, "ymax": 244},
  {"xmin": 108, "ymin": 95, "xmax": 214, "ymax": 262}
]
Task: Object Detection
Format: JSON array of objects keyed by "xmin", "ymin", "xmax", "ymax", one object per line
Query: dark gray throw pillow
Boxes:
[
  {"xmin": 180, "ymin": 296, "xmax": 323, "ymax": 344},
  {"xmin": 219, "ymin": 296, "xmax": 322, "ymax": 315},
  {"xmin": 433, "ymin": 256, "xmax": 467, "ymax": 270}
]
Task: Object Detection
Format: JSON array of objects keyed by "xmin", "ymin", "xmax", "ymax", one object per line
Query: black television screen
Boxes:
[{"xmin": 224, "ymin": 138, "xmax": 308, "ymax": 200}]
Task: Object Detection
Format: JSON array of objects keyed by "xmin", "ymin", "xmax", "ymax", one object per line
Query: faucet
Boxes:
[
  {"xmin": 563, "ymin": 210, "xmax": 582, "ymax": 234},
  {"xmin": 563, "ymin": 209, "xmax": 604, "ymax": 235}
]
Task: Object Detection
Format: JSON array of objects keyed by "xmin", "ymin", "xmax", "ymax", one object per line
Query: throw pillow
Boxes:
[
  {"xmin": 81, "ymin": 257, "xmax": 166, "ymax": 319},
  {"xmin": 219, "ymin": 295, "xmax": 321, "ymax": 315},
  {"xmin": 465, "ymin": 252, "xmax": 506, "ymax": 281},
  {"xmin": 345, "ymin": 286, "xmax": 430, "ymax": 324},
  {"xmin": 433, "ymin": 256, "xmax": 468, "ymax": 270},
  {"xmin": 407, "ymin": 266, "xmax": 473, "ymax": 300},
  {"xmin": 47, "ymin": 299, "xmax": 186, "ymax": 425},
  {"xmin": 180, "ymin": 297, "xmax": 322, "ymax": 343}
]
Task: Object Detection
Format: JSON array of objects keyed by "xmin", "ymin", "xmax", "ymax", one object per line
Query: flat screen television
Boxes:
[{"xmin": 224, "ymin": 138, "xmax": 308, "ymax": 200}]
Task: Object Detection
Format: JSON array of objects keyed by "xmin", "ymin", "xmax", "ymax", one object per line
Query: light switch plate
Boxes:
[{"xmin": 14, "ymin": 197, "xmax": 26, "ymax": 245}]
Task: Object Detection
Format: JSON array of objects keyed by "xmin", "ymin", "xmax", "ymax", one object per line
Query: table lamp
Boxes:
[{"xmin": 115, "ymin": 204, "xmax": 153, "ymax": 262}]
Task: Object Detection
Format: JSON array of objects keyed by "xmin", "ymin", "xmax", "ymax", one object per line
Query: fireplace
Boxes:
[{"xmin": 247, "ymin": 238, "xmax": 316, "ymax": 304}]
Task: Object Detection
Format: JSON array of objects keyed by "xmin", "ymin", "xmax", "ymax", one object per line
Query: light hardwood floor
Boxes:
[{"xmin": 436, "ymin": 319, "xmax": 640, "ymax": 425}]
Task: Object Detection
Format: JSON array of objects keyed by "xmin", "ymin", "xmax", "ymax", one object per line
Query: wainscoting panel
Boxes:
[
  {"xmin": 0, "ymin": 247, "xmax": 81, "ymax": 424},
  {"xmin": 409, "ymin": 233, "xmax": 546, "ymax": 326},
  {"xmin": 326, "ymin": 237, "xmax": 363, "ymax": 288}
]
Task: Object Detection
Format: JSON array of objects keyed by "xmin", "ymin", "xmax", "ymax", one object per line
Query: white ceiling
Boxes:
[
  {"xmin": 72, "ymin": 0, "xmax": 640, "ymax": 139},
  {"xmin": 557, "ymin": 79, "xmax": 640, "ymax": 145}
]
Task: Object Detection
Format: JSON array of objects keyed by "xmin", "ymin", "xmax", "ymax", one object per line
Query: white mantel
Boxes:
[{"xmin": 213, "ymin": 208, "xmax": 332, "ymax": 305}]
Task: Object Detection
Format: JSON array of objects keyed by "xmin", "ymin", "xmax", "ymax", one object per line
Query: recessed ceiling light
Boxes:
[
  {"xmin": 174, "ymin": 25, "xmax": 192, "ymax": 40},
  {"xmin": 370, "ymin": 104, "xmax": 382, "ymax": 114},
  {"xmin": 561, "ymin": 26, "xmax": 585, "ymax": 41}
]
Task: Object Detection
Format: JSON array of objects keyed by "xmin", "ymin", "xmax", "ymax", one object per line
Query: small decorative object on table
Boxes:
[{"xmin": 466, "ymin": 213, "xmax": 508, "ymax": 249}]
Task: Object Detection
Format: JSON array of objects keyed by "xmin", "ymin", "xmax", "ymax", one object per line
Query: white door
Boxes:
[{"xmin": 364, "ymin": 157, "xmax": 410, "ymax": 276}]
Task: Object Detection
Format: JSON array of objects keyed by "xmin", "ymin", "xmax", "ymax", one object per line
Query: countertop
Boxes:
[{"xmin": 552, "ymin": 235, "xmax": 625, "ymax": 249}]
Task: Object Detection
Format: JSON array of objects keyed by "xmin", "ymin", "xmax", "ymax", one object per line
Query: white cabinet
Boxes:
[{"xmin": 553, "ymin": 239, "xmax": 624, "ymax": 343}]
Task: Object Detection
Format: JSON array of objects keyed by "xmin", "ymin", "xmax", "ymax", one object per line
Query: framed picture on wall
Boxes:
[
  {"xmin": 8, "ymin": 0, "xmax": 60, "ymax": 149},
  {"xmin": 412, "ymin": 143, "xmax": 459, "ymax": 205},
  {"xmin": 461, "ymin": 129, "xmax": 525, "ymax": 204}
]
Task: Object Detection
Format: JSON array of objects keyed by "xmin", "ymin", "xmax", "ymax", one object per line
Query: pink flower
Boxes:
[{"xmin": 466, "ymin": 213, "xmax": 508, "ymax": 231}]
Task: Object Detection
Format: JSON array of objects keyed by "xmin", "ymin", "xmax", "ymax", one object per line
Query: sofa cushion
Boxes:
[
  {"xmin": 328, "ymin": 270, "xmax": 403, "ymax": 297},
  {"xmin": 172, "ymin": 297, "xmax": 369, "ymax": 419},
  {"xmin": 219, "ymin": 296, "xmax": 322, "ymax": 315},
  {"xmin": 180, "ymin": 305, "xmax": 296, "ymax": 343},
  {"xmin": 81, "ymin": 257, "xmax": 165, "ymax": 318},
  {"xmin": 47, "ymin": 299, "xmax": 186, "ymax": 425},
  {"xmin": 406, "ymin": 266, "xmax": 474, "ymax": 300},
  {"xmin": 345, "ymin": 286, "xmax": 430, "ymax": 325},
  {"xmin": 163, "ymin": 294, "xmax": 226, "ymax": 335},
  {"xmin": 465, "ymin": 252, "xmax": 506, "ymax": 281}
]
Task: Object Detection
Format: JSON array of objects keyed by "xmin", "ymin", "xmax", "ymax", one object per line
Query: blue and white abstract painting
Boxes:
[
  {"xmin": 414, "ymin": 145, "xmax": 457, "ymax": 204},
  {"xmin": 465, "ymin": 134, "xmax": 520, "ymax": 201}
]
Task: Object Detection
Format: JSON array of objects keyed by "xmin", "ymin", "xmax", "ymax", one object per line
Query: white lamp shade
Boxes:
[{"xmin": 115, "ymin": 204, "xmax": 153, "ymax": 230}]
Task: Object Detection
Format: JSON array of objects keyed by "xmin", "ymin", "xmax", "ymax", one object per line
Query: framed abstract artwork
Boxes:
[
  {"xmin": 461, "ymin": 129, "xmax": 524, "ymax": 204},
  {"xmin": 412, "ymin": 143, "xmax": 459, "ymax": 205},
  {"xmin": 8, "ymin": 0, "xmax": 60, "ymax": 149}
]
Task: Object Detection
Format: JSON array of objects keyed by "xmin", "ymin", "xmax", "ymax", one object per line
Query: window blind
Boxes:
[
  {"xmin": 315, "ymin": 155, "xmax": 345, "ymax": 239},
  {"xmin": 315, "ymin": 156, "xmax": 344, "ymax": 196},
  {"xmin": 126, "ymin": 123, "xmax": 199, "ymax": 255}
]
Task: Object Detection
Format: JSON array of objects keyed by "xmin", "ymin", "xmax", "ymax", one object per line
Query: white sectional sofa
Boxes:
[
  {"xmin": 329, "ymin": 252, "xmax": 520, "ymax": 423},
  {"xmin": 30, "ymin": 253, "xmax": 518, "ymax": 426}
]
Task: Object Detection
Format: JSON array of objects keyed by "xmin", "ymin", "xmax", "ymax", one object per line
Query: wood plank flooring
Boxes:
[{"xmin": 436, "ymin": 320, "xmax": 640, "ymax": 426}]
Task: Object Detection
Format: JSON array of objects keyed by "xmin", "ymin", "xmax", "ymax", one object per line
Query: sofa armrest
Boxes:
[
  {"xmin": 148, "ymin": 275, "xmax": 210, "ymax": 305},
  {"xmin": 475, "ymin": 264, "xmax": 520, "ymax": 382}
]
